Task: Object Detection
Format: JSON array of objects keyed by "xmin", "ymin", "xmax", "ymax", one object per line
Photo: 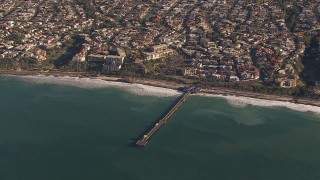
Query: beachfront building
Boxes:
[
  {"xmin": 143, "ymin": 44, "xmax": 174, "ymax": 61},
  {"xmin": 102, "ymin": 54, "xmax": 125, "ymax": 72},
  {"xmin": 87, "ymin": 54, "xmax": 106, "ymax": 62},
  {"xmin": 277, "ymin": 78, "xmax": 297, "ymax": 88},
  {"xmin": 87, "ymin": 48, "xmax": 126, "ymax": 72},
  {"xmin": 103, "ymin": 61, "xmax": 122, "ymax": 72},
  {"xmin": 104, "ymin": 48, "xmax": 126, "ymax": 72},
  {"xmin": 229, "ymin": 75, "xmax": 240, "ymax": 82}
]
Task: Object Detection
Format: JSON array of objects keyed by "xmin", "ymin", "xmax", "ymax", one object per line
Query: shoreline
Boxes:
[{"xmin": 1, "ymin": 70, "xmax": 320, "ymax": 108}]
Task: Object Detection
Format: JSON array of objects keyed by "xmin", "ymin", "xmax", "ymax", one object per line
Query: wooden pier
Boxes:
[{"xmin": 136, "ymin": 91, "xmax": 192, "ymax": 146}]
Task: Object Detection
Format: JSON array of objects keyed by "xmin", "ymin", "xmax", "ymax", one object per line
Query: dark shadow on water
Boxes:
[{"xmin": 127, "ymin": 92, "xmax": 186, "ymax": 148}]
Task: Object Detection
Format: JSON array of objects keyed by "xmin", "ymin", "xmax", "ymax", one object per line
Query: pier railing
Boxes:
[{"xmin": 136, "ymin": 91, "xmax": 191, "ymax": 146}]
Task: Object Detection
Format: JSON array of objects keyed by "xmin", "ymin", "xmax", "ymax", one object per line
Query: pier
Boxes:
[{"xmin": 136, "ymin": 91, "xmax": 192, "ymax": 146}]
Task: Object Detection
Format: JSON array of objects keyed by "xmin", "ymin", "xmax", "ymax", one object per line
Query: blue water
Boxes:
[{"xmin": 0, "ymin": 76, "xmax": 320, "ymax": 180}]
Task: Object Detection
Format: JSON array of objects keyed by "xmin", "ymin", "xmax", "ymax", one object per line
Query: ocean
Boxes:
[{"xmin": 0, "ymin": 76, "xmax": 320, "ymax": 180}]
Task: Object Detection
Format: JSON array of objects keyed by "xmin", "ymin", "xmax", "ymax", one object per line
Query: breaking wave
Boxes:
[
  {"xmin": 14, "ymin": 75, "xmax": 181, "ymax": 97},
  {"xmin": 199, "ymin": 93, "xmax": 320, "ymax": 114},
  {"xmin": 7, "ymin": 75, "xmax": 320, "ymax": 114}
]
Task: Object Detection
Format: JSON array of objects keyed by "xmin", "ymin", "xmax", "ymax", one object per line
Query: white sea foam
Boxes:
[
  {"xmin": 198, "ymin": 93, "xmax": 320, "ymax": 114},
  {"xmin": 16, "ymin": 75, "xmax": 181, "ymax": 97},
  {"xmin": 9, "ymin": 75, "xmax": 320, "ymax": 114}
]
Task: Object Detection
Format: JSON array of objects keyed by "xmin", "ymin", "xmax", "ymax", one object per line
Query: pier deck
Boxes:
[{"xmin": 136, "ymin": 91, "xmax": 192, "ymax": 146}]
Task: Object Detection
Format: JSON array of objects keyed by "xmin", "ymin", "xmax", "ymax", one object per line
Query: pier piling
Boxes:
[{"xmin": 136, "ymin": 91, "xmax": 192, "ymax": 146}]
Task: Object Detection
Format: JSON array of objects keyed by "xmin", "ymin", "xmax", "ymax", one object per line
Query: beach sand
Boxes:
[{"xmin": 1, "ymin": 70, "xmax": 320, "ymax": 112}]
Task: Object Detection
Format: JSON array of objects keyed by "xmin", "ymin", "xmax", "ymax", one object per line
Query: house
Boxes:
[
  {"xmin": 87, "ymin": 54, "xmax": 106, "ymax": 62},
  {"xmin": 183, "ymin": 67, "xmax": 197, "ymax": 76},
  {"xmin": 151, "ymin": 44, "xmax": 168, "ymax": 52},
  {"xmin": 229, "ymin": 75, "xmax": 239, "ymax": 82},
  {"xmin": 103, "ymin": 48, "xmax": 126, "ymax": 72},
  {"xmin": 72, "ymin": 53, "xmax": 86, "ymax": 62},
  {"xmin": 105, "ymin": 55, "xmax": 124, "ymax": 63},
  {"xmin": 103, "ymin": 61, "xmax": 122, "ymax": 71},
  {"xmin": 144, "ymin": 44, "xmax": 174, "ymax": 61},
  {"xmin": 278, "ymin": 78, "xmax": 297, "ymax": 88},
  {"xmin": 34, "ymin": 48, "xmax": 46, "ymax": 61}
]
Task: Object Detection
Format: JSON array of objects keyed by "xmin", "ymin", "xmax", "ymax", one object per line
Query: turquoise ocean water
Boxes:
[{"xmin": 0, "ymin": 76, "xmax": 320, "ymax": 180}]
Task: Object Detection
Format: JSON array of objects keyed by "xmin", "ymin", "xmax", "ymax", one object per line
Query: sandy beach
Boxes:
[{"xmin": 1, "ymin": 70, "xmax": 320, "ymax": 110}]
